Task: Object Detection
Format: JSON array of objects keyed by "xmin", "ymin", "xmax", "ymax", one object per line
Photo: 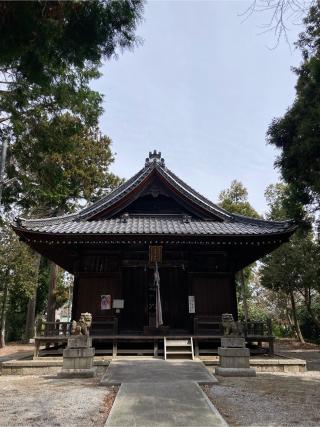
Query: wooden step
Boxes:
[
  {"xmin": 164, "ymin": 337, "xmax": 194, "ymax": 360},
  {"xmin": 165, "ymin": 339, "xmax": 191, "ymax": 347}
]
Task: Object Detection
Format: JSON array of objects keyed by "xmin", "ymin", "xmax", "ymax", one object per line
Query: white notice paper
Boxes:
[{"xmin": 188, "ymin": 296, "xmax": 195, "ymax": 314}]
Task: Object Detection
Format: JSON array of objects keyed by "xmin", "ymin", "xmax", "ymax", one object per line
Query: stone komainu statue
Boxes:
[
  {"xmin": 71, "ymin": 312, "xmax": 92, "ymax": 336},
  {"xmin": 221, "ymin": 313, "xmax": 243, "ymax": 337}
]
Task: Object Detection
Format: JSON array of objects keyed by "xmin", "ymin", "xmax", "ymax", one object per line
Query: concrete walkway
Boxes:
[
  {"xmin": 100, "ymin": 359, "xmax": 217, "ymax": 385},
  {"xmin": 102, "ymin": 359, "xmax": 227, "ymax": 427}
]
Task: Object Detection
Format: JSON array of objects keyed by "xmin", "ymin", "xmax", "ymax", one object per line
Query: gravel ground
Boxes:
[
  {"xmin": 0, "ymin": 374, "xmax": 117, "ymax": 427},
  {"xmin": 203, "ymin": 341, "xmax": 320, "ymax": 427},
  {"xmin": 1, "ymin": 340, "xmax": 320, "ymax": 426},
  {"xmin": 204, "ymin": 370, "xmax": 320, "ymax": 427}
]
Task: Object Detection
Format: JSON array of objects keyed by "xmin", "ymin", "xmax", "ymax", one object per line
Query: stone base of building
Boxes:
[{"xmin": 215, "ymin": 367, "xmax": 256, "ymax": 377}]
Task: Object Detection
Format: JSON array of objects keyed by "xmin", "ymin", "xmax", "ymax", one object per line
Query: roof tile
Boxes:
[{"xmin": 25, "ymin": 215, "xmax": 292, "ymax": 237}]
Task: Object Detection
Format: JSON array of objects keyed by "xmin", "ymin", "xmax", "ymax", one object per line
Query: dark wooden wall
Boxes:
[
  {"xmin": 189, "ymin": 273, "xmax": 237, "ymax": 318},
  {"xmin": 72, "ymin": 247, "xmax": 238, "ymax": 332},
  {"xmin": 72, "ymin": 273, "xmax": 121, "ymax": 321},
  {"xmin": 120, "ymin": 267, "xmax": 147, "ymax": 332}
]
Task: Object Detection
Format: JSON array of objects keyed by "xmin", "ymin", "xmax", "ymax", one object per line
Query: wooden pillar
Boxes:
[
  {"xmin": 71, "ymin": 276, "xmax": 79, "ymax": 321},
  {"xmin": 154, "ymin": 339, "xmax": 159, "ymax": 357},
  {"xmin": 112, "ymin": 339, "xmax": 118, "ymax": 357},
  {"xmin": 46, "ymin": 262, "xmax": 58, "ymax": 322},
  {"xmin": 194, "ymin": 338, "xmax": 199, "ymax": 357},
  {"xmin": 25, "ymin": 253, "xmax": 41, "ymax": 341},
  {"xmin": 33, "ymin": 339, "xmax": 41, "ymax": 359}
]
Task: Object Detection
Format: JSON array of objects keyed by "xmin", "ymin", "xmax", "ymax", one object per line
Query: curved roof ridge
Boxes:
[
  {"xmin": 231, "ymin": 212, "xmax": 295, "ymax": 228},
  {"xmin": 15, "ymin": 151, "xmax": 296, "ymax": 229},
  {"xmin": 17, "ymin": 212, "xmax": 78, "ymax": 227},
  {"xmin": 16, "ymin": 166, "xmax": 152, "ymax": 227},
  {"xmin": 158, "ymin": 165, "xmax": 232, "ymax": 220},
  {"xmin": 77, "ymin": 165, "xmax": 152, "ymax": 218}
]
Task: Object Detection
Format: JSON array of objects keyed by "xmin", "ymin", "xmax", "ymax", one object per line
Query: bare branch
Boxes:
[{"xmin": 240, "ymin": 0, "xmax": 314, "ymax": 46}]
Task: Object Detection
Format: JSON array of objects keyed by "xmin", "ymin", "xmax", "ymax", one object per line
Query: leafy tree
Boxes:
[
  {"xmin": 298, "ymin": 301, "xmax": 320, "ymax": 341},
  {"xmin": 3, "ymin": 112, "xmax": 121, "ymax": 213},
  {"xmin": 0, "ymin": 222, "xmax": 38, "ymax": 347},
  {"xmin": 1, "ymin": 88, "xmax": 122, "ymax": 335},
  {"xmin": 0, "ymin": 1, "xmax": 143, "ymax": 85},
  {"xmin": 260, "ymin": 182, "xmax": 320, "ymax": 342},
  {"xmin": 218, "ymin": 180, "xmax": 260, "ymax": 321},
  {"xmin": 218, "ymin": 180, "xmax": 260, "ymax": 219},
  {"xmin": 0, "ymin": 1, "xmax": 143, "ymax": 337},
  {"xmin": 264, "ymin": 182, "xmax": 308, "ymax": 223},
  {"xmin": 260, "ymin": 235, "xmax": 320, "ymax": 343},
  {"xmin": 0, "ymin": 0, "xmax": 144, "ymax": 205},
  {"xmin": 267, "ymin": 3, "xmax": 320, "ymax": 213}
]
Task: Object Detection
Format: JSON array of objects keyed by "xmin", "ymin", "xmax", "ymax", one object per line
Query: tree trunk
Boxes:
[
  {"xmin": 24, "ymin": 253, "xmax": 41, "ymax": 341},
  {"xmin": 0, "ymin": 139, "xmax": 8, "ymax": 206},
  {"xmin": 289, "ymin": 291, "xmax": 305, "ymax": 344},
  {"xmin": 46, "ymin": 262, "xmax": 58, "ymax": 322},
  {"xmin": 240, "ymin": 269, "xmax": 249, "ymax": 323},
  {"xmin": 0, "ymin": 280, "xmax": 9, "ymax": 348},
  {"xmin": 286, "ymin": 309, "xmax": 294, "ymax": 329}
]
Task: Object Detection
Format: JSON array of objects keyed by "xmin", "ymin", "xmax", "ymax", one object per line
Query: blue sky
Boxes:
[{"xmin": 92, "ymin": 0, "xmax": 303, "ymax": 215}]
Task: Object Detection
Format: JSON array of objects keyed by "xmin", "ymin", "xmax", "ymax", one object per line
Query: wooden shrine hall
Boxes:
[{"xmin": 13, "ymin": 150, "xmax": 296, "ymax": 357}]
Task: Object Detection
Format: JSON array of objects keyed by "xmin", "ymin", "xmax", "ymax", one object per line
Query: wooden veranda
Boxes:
[{"xmin": 33, "ymin": 318, "xmax": 275, "ymax": 358}]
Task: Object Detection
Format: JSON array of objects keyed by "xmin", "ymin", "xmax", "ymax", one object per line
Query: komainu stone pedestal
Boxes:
[
  {"xmin": 215, "ymin": 337, "xmax": 256, "ymax": 377},
  {"xmin": 58, "ymin": 336, "xmax": 96, "ymax": 378}
]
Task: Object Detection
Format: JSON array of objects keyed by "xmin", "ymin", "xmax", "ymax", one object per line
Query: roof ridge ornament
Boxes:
[
  {"xmin": 145, "ymin": 150, "xmax": 165, "ymax": 167},
  {"xmin": 182, "ymin": 214, "xmax": 192, "ymax": 223},
  {"xmin": 120, "ymin": 212, "xmax": 130, "ymax": 223}
]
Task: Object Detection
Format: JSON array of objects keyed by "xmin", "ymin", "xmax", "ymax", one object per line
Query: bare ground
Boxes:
[
  {"xmin": 204, "ymin": 371, "xmax": 320, "ymax": 427},
  {"xmin": 204, "ymin": 339, "xmax": 320, "ymax": 427},
  {"xmin": 1, "ymin": 339, "xmax": 320, "ymax": 426},
  {"xmin": 0, "ymin": 342, "xmax": 34, "ymax": 362},
  {"xmin": 0, "ymin": 374, "xmax": 117, "ymax": 427},
  {"xmin": 275, "ymin": 339, "xmax": 320, "ymax": 371}
]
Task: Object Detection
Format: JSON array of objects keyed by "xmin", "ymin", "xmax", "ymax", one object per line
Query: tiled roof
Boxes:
[
  {"xmin": 17, "ymin": 151, "xmax": 233, "ymax": 227},
  {"xmin": 14, "ymin": 151, "xmax": 296, "ymax": 238},
  {"xmin": 20, "ymin": 215, "xmax": 294, "ymax": 237}
]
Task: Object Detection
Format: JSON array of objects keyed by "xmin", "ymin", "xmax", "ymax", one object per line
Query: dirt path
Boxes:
[
  {"xmin": 275, "ymin": 339, "xmax": 320, "ymax": 371},
  {"xmin": 0, "ymin": 343, "xmax": 34, "ymax": 363}
]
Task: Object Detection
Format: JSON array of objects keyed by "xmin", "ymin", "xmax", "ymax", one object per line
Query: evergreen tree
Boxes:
[
  {"xmin": 218, "ymin": 180, "xmax": 260, "ymax": 219},
  {"xmin": 260, "ymin": 183, "xmax": 320, "ymax": 342},
  {"xmin": 0, "ymin": 223, "xmax": 38, "ymax": 347},
  {"xmin": 267, "ymin": 4, "xmax": 320, "ymax": 213},
  {"xmin": 218, "ymin": 180, "xmax": 260, "ymax": 321},
  {"xmin": 0, "ymin": 1, "xmax": 144, "ymax": 339}
]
